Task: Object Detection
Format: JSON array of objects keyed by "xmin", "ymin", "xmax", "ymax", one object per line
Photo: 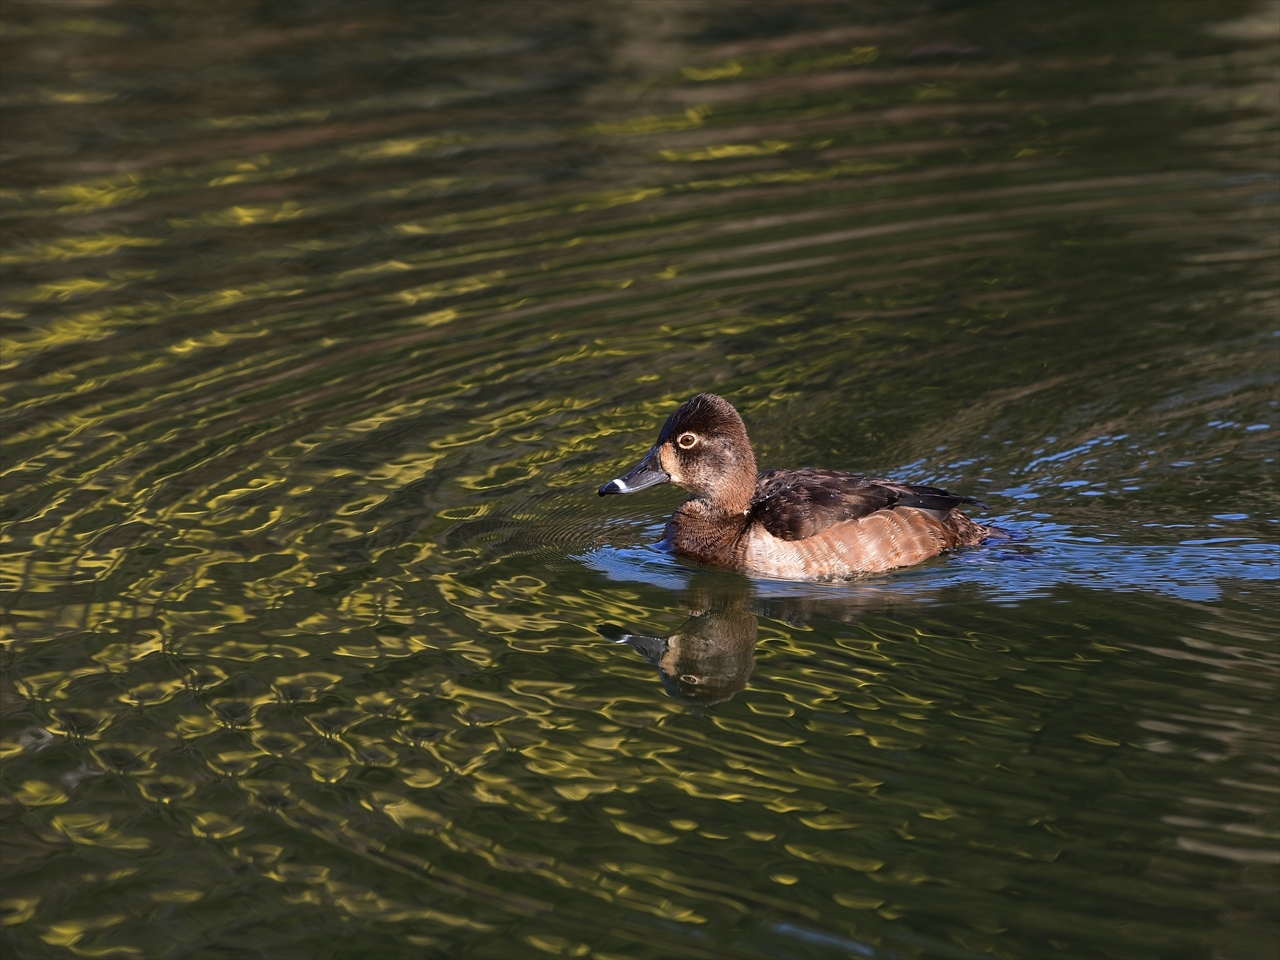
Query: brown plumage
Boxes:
[{"xmin": 599, "ymin": 393, "xmax": 993, "ymax": 581}]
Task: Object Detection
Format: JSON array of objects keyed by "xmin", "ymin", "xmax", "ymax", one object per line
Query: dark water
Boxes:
[{"xmin": 2, "ymin": 1, "xmax": 1278, "ymax": 957}]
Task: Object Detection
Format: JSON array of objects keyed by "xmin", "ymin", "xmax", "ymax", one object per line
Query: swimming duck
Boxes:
[{"xmin": 598, "ymin": 393, "xmax": 993, "ymax": 580}]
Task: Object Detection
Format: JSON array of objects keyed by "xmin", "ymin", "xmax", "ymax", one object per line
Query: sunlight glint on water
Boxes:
[{"xmin": 1, "ymin": 2, "xmax": 1277, "ymax": 957}]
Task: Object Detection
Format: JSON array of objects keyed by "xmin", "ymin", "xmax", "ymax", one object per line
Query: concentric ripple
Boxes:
[{"xmin": 2, "ymin": 3, "xmax": 1277, "ymax": 958}]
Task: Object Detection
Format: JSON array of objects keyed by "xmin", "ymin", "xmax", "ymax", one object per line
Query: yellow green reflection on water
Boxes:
[{"xmin": 2, "ymin": 2, "xmax": 1278, "ymax": 958}]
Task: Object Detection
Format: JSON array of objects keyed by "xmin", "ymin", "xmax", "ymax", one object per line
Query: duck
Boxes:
[{"xmin": 598, "ymin": 393, "xmax": 993, "ymax": 581}]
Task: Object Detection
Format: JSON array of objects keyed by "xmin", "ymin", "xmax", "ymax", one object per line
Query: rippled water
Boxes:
[{"xmin": 2, "ymin": 2, "xmax": 1278, "ymax": 957}]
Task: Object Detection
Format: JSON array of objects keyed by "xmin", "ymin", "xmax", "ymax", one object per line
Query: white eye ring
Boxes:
[{"xmin": 677, "ymin": 432, "xmax": 698, "ymax": 449}]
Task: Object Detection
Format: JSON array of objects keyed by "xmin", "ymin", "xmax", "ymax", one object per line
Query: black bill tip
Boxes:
[{"xmin": 598, "ymin": 478, "xmax": 629, "ymax": 496}]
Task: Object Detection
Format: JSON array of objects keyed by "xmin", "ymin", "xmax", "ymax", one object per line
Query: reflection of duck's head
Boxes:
[
  {"xmin": 602, "ymin": 579, "xmax": 757, "ymax": 706},
  {"xmin": 598, "ymin": 571, "xmax": 946, "ymax": 704}
]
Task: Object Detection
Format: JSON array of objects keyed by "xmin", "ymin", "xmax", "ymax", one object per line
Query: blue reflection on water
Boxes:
[
  {"xmin": 583, "ymin": 521, "xmax": 1280, "ymax": 603},
  {"xmin": 768, "ymin": 922, "xmax": 884, "ymax": 957}
]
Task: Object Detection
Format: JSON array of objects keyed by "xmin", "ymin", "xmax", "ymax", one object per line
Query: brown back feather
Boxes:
[{"xmin": 750, "ymin": 469, "xmax": 985, "ymax": 542}]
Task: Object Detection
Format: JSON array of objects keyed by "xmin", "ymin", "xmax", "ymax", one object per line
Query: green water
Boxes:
[{"xmin": 2, "ymin": 2, "xmax": 1277, "ymax": 957}]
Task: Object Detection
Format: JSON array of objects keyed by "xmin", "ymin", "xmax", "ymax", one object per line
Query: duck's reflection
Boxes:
[
  {"xmin": 601, "ymin": 581, "xmax": 758, "ymax": 705},
  {"xmin": 600, "ymin": 574, "xmax": 927, "ymax": 706}
]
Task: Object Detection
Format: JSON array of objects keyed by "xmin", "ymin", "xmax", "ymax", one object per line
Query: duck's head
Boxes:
[{"xmin": 598, "ymin": 393, "xmax": 757, "ymax": 511}]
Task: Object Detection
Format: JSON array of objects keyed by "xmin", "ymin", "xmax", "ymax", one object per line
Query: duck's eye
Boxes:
[{"xmin": 677, "ymin": 432, "xmax": 698, "ymax": 449}]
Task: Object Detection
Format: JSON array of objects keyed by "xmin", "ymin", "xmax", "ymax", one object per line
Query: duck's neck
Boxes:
[{"xmin": 665, "ymin": 498, "xmax": 753, "ymax": 565}]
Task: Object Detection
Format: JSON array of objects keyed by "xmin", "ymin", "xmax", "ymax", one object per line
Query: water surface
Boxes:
[{"xmin": 2, "ymin": 2, "xmax": 1278, "ymax": 957}]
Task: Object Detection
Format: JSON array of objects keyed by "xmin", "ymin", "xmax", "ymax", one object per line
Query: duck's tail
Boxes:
[{"xmin": 946, "ymin": 507, "xmax": 1003, "ymax": 546}]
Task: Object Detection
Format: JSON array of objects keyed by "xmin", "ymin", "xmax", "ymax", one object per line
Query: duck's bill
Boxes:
[{"xmin": 598, "ymin": 448, "xmax": 669, "ymax": 496}]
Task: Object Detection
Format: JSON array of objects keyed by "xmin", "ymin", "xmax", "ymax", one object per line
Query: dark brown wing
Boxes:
[{"xmin": 750, "ymin": 469, "xmax": 985, "ymax": 542}]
